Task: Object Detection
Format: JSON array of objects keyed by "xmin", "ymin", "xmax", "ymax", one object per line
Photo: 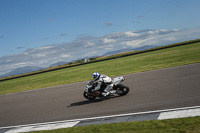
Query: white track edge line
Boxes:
[{"xmin": 1, "ymin": 105, "xmax": 200, "ymax": 130}]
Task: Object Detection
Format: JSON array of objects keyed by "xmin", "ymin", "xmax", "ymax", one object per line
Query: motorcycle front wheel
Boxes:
[{"xmin": 83, "ymin": 92, "xmax": 97, "ymax": 100}]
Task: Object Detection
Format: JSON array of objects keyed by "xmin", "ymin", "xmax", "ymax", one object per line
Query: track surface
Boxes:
[{"xmin": 0, "ymin": 63, "xmax": 200, "ymax": 127}]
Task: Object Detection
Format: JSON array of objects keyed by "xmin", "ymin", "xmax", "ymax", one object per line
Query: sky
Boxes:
[{"xmin": 0, "ymin": 0, "xmax": 200, "ymax": 76}]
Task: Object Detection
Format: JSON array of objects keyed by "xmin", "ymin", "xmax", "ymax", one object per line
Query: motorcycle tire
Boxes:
[
  {"xmin": 114, "ymin": 84, "xmax": 129, "ymax": 96},
  {"xmin": 83, "ymin": 92, "xmax": 96, "ymax": 100}
]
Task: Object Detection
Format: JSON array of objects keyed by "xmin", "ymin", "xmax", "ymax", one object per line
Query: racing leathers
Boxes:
[{"xmin": 93, "ymin": 74, "xmax": 113, "ymax": 96}]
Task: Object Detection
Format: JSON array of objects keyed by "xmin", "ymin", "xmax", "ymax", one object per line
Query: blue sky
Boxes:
[
  {"xmin": 0, "ymin": 0, "xmax": 200, "ymax": 76},
  {"xmin": 1, "ymin": 0, "xmax": 200, "ymax": 56}
]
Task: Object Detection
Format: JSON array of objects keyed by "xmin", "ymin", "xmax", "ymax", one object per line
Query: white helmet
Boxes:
[{"xmin": 92, "ymin": 72, "xmax": 100, "ymax": 79}]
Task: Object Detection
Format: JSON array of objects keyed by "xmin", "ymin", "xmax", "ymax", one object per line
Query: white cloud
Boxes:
[
  {"xmin": 61, "ymin": 54, "xmax": 70, "ymax": 58},
  {"xmin": 120, "ymin": 28, "xmax": 198, "ymax": 48},
  {"xmin": 124, "ymin": 39, "xmax": 147, "ymax": 48},
  {"xmin": 102, "ymin": 38, "xmax": 116, "ymax": 43},
  {"xmin": 0, "ymin": 27, "xmax": 200, "ymax": 77},
  {"xmin": 173, "ymin": 29, "xmax": 179, "ymax": 32},
  {"xmin": 39, "ymin": 60, "xmax": 48, "ymax": 64},
  {"xmin": 88, "ymin": 42, "xmax": 95, "ymax": 46},
  {"xmin": 105, "ymin": 47, "xmax": 113, "ymax": 50},
  {"xmin": 31, "ymin": 53, "xmax": 46, "ymax": 58},
  {"xmin": 147, "ymin": 31, "xmax": 156, "ymax": 35},
  {"xmin": 159, "ymin": 29, "xmax": 168, "ymax": 32},
  {"xmin": 35, "ymin": 45, "xmax": 55, "ymax": 50},
  {"xmin": 84, "ymin": 42, "xmax": 96, "ymax": 47},
  {"xmin": 124, "ymin": 31, "xmax": 139, "ymax": 37},
  {"xmin": 5, "ymin": 60, "xmax": 13, "ymax": 62}
]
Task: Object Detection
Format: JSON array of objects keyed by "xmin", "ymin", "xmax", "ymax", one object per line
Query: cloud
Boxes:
[
  {"xmin": 102, "ymin": 38, "xmax": 116, "ymax": 43},
  {"xmin": 31, "ymin": 53, "xmax": 46, "ymax": 58},
  {"xmin": 85, "ymin": 42, "xmax": 96, "ymax": 47},
  {"xmin": 105, "ymin": 47, "xmax": 113, "ymax": 50},
  {"xmin": 124, "ymin": 31, "xmax": 140, "ymax": 37},
  {"xmin": 75, "ymin": 34, "xmax": 95, "ymax": 41},
  {"xmin": 61, "ymin": 54, "xmax": 70, "ymax": 58},
  {"xmin": 0, "ymin": 27, "xmax": 200, "ymax": 76},
  {"xmin": 104, "ymin": 22, "xmax": 113, "ymax": 27},
  {"xmin": 0, "ymin": 35, "xmax": 4, "ymax": 38},
  {"xmin": 17, "ymin": 46, "xmax": 25, "ymax": 49},
  {"xmin": 59, "ymin": 33, "xmax": 67, "ymax": 36},
  {"xmin": 123, "ymin": 29, "xmax": 181, "ymax": 47},
  {"xmin": 48, "ymin": 18, "xmax": 55, "ymax": 22},
  {"xmin": 34, "ymin": 45, "xmax": 55, "ymax": 50}
]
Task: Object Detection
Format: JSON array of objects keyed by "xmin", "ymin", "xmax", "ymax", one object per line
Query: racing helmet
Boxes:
[{"xmin": 92, "ymin": 72, "xmax": 100, "ymax": 79}]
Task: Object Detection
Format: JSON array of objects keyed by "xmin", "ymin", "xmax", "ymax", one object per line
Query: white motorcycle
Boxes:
[{"xmin": 83, "ymin": 76, "xmax": 129, "ymax": 100}]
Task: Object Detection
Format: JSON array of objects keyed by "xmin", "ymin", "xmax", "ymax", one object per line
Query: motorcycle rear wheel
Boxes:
[{"xmin": 114, "ymin": 84, "xmax": 129, "ymax": 96}]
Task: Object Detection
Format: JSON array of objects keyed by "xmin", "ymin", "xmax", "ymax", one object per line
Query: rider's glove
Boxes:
[
  {"xmin": 88, "ymin": 88, "xmax": 95, "ymax": 93},
  {"xmin": 91, "ymin": 89, "xmax": 95, "ymax": 93}
]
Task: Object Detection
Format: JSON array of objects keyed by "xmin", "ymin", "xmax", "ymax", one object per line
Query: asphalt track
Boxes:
[{"xmin": 0, "ymin": 63, "xmax": 200, "ymax": 127}]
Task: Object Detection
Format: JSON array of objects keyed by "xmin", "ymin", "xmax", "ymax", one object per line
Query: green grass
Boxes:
[
  {"xmin": 0, "ymin": 41, "xmax": 200, "ymax": 95},
  {"xmin": 1, "ymin": 39, "xmax": 199, "ymax": 82},
  {"xmin": 28, "ymin": 116, "xmax": 200, "ymax": 133}
]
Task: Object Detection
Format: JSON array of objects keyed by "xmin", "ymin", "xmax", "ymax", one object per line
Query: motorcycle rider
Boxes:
[{"xmin": 92, "ymin": 72, "xmax": 113, "ymax": 96}]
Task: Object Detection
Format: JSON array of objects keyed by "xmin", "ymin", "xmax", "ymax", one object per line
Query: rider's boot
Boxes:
[
  {"xmin": 109, "ymin": 90, "xmax": 116, "ymax": 95},
  {"xmin": 101, "ymin": 91, "xmax": 110, "ymax": 97},
  {"xmin": 101, "ymin": 84, "xmax": 113, "ymax": 96}
]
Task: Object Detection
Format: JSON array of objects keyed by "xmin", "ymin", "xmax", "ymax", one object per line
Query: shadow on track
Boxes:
[{"xmin": 68, "ymin": 95, "xmax": 120, "ymax": 107}]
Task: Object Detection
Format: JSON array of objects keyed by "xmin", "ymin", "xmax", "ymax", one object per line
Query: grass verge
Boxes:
[
  {"xmin": 1, "ymin": 39, "xmax": 199, "ymax": 82},
  {"xmin": 0, "ymin": 41, "xmax": 200, "ymax": 95},
  {"xmin": 28, "ymin": 116, "xmax": 200, "ymax": 133}
]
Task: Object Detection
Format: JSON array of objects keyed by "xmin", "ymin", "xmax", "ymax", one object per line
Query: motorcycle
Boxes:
[{"xmin": 83, "ymin": 76, "xmax": 129, "ymax": 100}]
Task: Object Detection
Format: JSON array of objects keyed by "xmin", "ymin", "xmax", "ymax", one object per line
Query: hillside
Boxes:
[{"xmin": 0, "ymin": 39, "xmax": 199, "ymax": 95}]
